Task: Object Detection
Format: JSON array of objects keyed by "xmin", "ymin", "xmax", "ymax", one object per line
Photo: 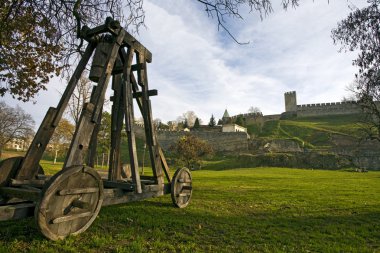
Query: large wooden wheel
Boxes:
[
  {"xmin": 35, "ymin": 165, "xmax": 104, "ymax": 240},
  {"xmin": 0, "ymin": 156, "xmax": 44, "ymax": 187},
  {"xmin": 171, "ymin": 168, "xmax": 193, "ymax": 208}
]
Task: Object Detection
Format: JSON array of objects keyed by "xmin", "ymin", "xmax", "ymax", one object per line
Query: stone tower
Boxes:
[{"xmin": 284, "ymin": 91, "xmax": 297, "ymax": 112}]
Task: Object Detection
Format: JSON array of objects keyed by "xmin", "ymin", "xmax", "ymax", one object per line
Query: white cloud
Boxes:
[{"xmin": 2, "ymin": 0, "xmax": 367, "ymax": 127}]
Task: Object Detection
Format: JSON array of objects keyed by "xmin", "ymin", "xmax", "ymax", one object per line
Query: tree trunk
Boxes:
[{"xmin": 53, "ymin": 149, "xmax": 58, "ymax": 164}]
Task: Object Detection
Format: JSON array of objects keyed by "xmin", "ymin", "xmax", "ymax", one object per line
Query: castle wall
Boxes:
[
  {"xmin": 134, "ymin": 123, "xmax": 248, "ymax": 153},
  {"xmin": 296, "ymin": 101, "xmax": 361, "ymax": 117},
  {"xmin": 157, "ymin": 131, "xmax": 249, "ymax": 153}
]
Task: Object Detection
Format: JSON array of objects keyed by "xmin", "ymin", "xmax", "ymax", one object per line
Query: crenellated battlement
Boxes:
[
  {"xmin": 230, "ymin": 112, "xmax": 263, "ymax": 120},
  {"xmin": 284, "ymin": 91, "xmax": 362, "ymax": 117},
  {"xmin": 297, "ymin": 101, "xmax": 358, "ymax": 108}
]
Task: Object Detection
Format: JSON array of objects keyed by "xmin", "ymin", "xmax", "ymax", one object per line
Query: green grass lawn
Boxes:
[{"xmin": 0, "ymin": 167, "xmax": 379, "ymax": 252}]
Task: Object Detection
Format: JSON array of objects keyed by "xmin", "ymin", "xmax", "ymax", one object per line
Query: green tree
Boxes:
[
  {"xmin": 170, "ymin": 134, "xmax": 213, "ymax": 169},
  {"xmin": 208, "ymin": 114, "xmax": 216, "ymax": 127},
  {"xmin": 97, "ymin": 111, "xmax": 111, "ymax": 162},
  {"xmin": 50, "ymin": 118, "xmax": 75, "ymax": 163},
  {"xmin": 0, "ymin": 101, "xmax": 35, "ymax": 158},
  {"xmin": 183, "ymin": 119, "xmax": 189, "ymax": 129},
  {"xmin": 193, "ymin": 118, "xmax": 200, "ymax": 128},
  {"xmin": 235, "ymin": 115, "xmax": 245, "ymax": 126},
  {"xmin": 332, "ymin": 1, "xmax": 380, "ymax": 141}
]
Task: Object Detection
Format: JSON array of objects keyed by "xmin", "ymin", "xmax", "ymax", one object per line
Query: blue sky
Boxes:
[{"xmin": 2, "ymin": 0, "xmax": 366, "ymax": 126}]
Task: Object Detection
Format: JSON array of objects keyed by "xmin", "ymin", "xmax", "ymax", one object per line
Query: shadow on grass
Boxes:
[{"xmin": 0, "ymin": 199, "xmax": 378, "ymax": 252}]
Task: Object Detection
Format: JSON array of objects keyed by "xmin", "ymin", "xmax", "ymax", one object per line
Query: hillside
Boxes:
[{"xmin": 247, "ymin": 114, "xmax": 365, "ymax": 149}]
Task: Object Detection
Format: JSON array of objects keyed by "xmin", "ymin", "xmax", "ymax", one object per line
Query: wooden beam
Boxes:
[
  {"xmin": 0, "ymin": 203, "xmax": 35, "ymax": 221},
  {"xmin": 58, "ymin": 187, "xmax": 99, "ymax": 196},
  {"xmin": 121, "ymin": 47, "xmax": 142, "ymax": 194},
  {"xmin": 0, "ymin": 187, "xmax": 41, "ymax": 202},
  {"xmin": 102, "ymin": 180, "xmax": 134, "ymax": 191},
  {"xmin": 108, "ymin": 74, "xmax": 124, "ymax": 181},
  {"xmin": 133, "ymin": 89, "xmax": 157, "ymax": 98},
  {"xmin": 52, "ymin": 212, "xmax": 93, "ymax": 224},
  {"xmin": 159, "ymin": 147, "xmax": 171, "ymax": 183},
  {"xmin": 11, "ymin": 179, "xmax": 46, "ymax": 188}
]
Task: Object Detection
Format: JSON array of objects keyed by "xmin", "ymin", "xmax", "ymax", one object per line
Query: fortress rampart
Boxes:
[
  {"xmin": 296, "ymin": 101, "xmax": 361, "ymax": 117},
  {"xmin": 134, "ymin": 123, "xmax": 249, "ymax": 153},
  {"xmin": 284, "ymin": 91, "xmax": 362, "ymax": 117}
]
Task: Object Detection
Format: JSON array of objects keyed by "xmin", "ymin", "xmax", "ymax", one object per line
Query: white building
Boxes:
[{"xmin": 222, "ymin": 124, "xmax": 247, "ymax": 133}]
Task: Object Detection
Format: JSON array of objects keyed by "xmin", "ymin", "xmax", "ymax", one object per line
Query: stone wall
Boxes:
[
  {"xmin": 134, "ymin": 123, "xmax": 249, "ymax": 153},
  {"xmin": 296, "ymin": 101, "xmax": 361, "ymax": 117}
]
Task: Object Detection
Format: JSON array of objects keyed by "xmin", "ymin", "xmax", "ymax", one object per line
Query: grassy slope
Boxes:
[
  {"xmin": 247, "ymin": 114, "xmax": 365, "ymax": 148},
  {"xmin": 0, "ymin": 167, "xmax": 379, "ymax": 252}
]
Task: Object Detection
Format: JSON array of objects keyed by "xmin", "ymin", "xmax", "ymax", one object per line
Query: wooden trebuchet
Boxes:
[
  {"xmin": 0, "ymin": 17, "xmax": 193, "ymax": 240},
  {"xmin": 171, "ymin": 168, "xmax": 193, "ymax": 208},
  {"xmin": 35, "ymin": 165, "xmax": 104, "ymax": 240}
]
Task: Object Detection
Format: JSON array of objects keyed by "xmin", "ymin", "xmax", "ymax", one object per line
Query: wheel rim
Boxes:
[
  {"xmin": 171, "ymin": 168, "xmax": 193, "ymax": 208},
  {"xmin": 35, "ymin": 165, "xmax": 104, "ymax": 240}
]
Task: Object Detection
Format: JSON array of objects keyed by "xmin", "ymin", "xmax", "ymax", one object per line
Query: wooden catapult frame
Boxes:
[{"xmin": 0, "ymin": 18, "xmax": 192, "ymax": 240}]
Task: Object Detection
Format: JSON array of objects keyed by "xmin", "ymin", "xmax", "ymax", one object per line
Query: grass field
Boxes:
[{"xmin": 0, "ymin": 167, "xmax": 379, "ymax": 252}]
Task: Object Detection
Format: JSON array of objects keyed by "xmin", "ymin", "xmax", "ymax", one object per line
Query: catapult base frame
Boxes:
[{"xmin": 0, "ymin": 18, "xmax": 192, "ymax": 240}]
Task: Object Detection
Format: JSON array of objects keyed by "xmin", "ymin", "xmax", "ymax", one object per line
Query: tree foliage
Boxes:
[
  {"xmin": 1, "ymin": 0, "xmax": 301, "ymax": 101},
  {"xmin": 332, "ymin": 0, "xmax": 380, "ymax": 140},
  {"xmin": 0, "ymin": 0, "xmax": 144, "ymax": 101},
  {"xmin": 97, "ymin": 111, "xmax": 112, "ymax": 156},
  {"xmin": 193, "ymin": 118, "xmax": 200, "ymax": 128},
  {"xmin": 208, "ymin": 114, "xmax": 216, "ymax": 127},
  {"xmin": 66, "ymin": 73, "xmax": 93, "ymax": 125},
  {"xmin": 170, "ymin": 134, "xmax": 213, "ymax": 169},
  {"xmin": 0, "ymin": 101, "xmax": 35, "ymax": 158},
  {"xmin": 49, "ymin": 118, "xmax": 75, "ymax": 162}
]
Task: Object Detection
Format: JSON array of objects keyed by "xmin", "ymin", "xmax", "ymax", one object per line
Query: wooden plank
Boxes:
[
  {"xmin": 159, "ymin": 147, "xmax": 171, "ymax": 183},
  {"xmin": 108, "ymin": 74, "xmax": 124, "ymax": 181},
  {"xmin": 102, "ymin": 188, "xmax": 164, "ymax": 206},
  {"xmin": 91, "ymin": 29, "xmax": 126, "ymax": 123},
  {"xmin": 111, "ymin": 63, "xmax": 145, "ymax": 75},
  {"xmin": 136, "ymin": 53, "xmax": 164, "ymax": 186},
  {"xmin": 16, "ymin": 108, "xmax": 57, "ymax": 180},
  {"xmin": 122, "ymin": 47, "xmax": 142, "ymax": 194},
  {"xmin": 178, "ymin": 179, "xmax": 192, "ymax": 183},
  {"xmin": 122, "ymin": 32, "xmax": 152, "ymax": 63},
  {"xmin": 0, "ymin": 187, "xmax": 40, "ymax": 202},
  {"xmin": 11, "ymin": 179, "xmax": 46, "ymax": 187},
  {"xmin": 102, "ymin": 180, "xmax": 134, "ymax": 191},
  {"xmin": 133, "ymin": 89, "xmax": 157, "ymax": 98},
  {"xmin": 63, "ymin": 103, "xmax": 96, "ymax": 167},
  {"xmin": 58, "ymin": 187, "xmax": 99, "ymax": 195},
  {"xmin": 182, "ymin": 186, "xmax": 193, "ymax": 191},
  {"xmin": 52, "ymin": 212, "xmax": 93, "ymax": 224},
  {"xmin": 0, "ymin": 203, "xmax": 35, "ymax": 221},
  {"xmin": 88, "ymin": 103, "xmax": 102, "ymax": 167},
  {"xmin": 71, "ymin": 200, "xmax": 90, "ymax": 209}
]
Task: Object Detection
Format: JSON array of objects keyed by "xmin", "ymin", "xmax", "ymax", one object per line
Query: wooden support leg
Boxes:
[
  {"xmin": 88, "ymin": 106, "xmax": 102, "ymax": 168},
  {"xmin": 136, "ymin": 53, "xmax": 164, "ymax": 186},
  {"xmin": 108, "ymin": 74, "xmax": 124, "ymax": 181},
  {"xmin": 15, "ymin": 43, "xmax": 96, "ymax": 180},
  {"xmin": 121, "ymin": 48, "xmax": 142, "ymax": 193}
]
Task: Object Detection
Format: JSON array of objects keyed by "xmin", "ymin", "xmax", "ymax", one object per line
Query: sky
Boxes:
[{"xmin": 2, "ymin": 0, "xmax": 367, "ymax": 127}]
